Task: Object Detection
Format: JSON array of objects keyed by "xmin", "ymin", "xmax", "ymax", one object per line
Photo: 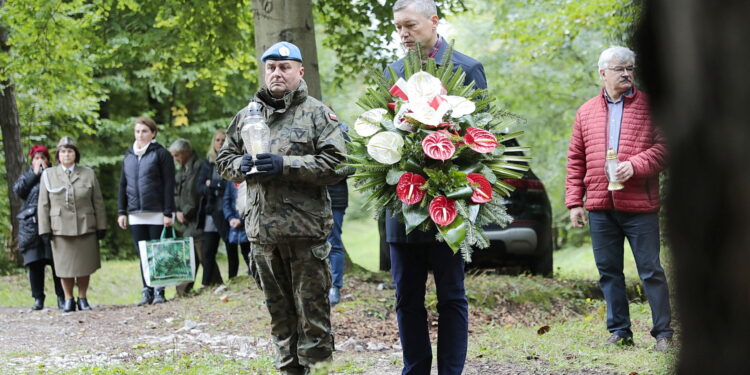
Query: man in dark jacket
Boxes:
[
  {"xmin": 384, "ymin": 1, "xmax": 487, "ymax": 374},
  {"xmin": 170, "ymin": 139, "xmax": 220, "ymax": 294},
  {"xmin": 217, "ymin": 41, "xmax": 346, "ymax": 374}
]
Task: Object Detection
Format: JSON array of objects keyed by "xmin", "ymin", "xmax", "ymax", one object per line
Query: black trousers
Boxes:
[
  {"xmin": 202, "ymin": 232, "xmax": 224, "ymax": 286},
  {"xmin": 28, "ymin": 259, "xmax": 63, "ymax": 299},
  {"xmin": 130, "ymin": 224, "xmax": 164, "ymax": 290},
  {"xmin": 226, "ymin": 242, "xmax": 251, "ymax": 278}
]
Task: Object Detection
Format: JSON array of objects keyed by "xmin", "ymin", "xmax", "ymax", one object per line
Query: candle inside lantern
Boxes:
[{"xmin": 606, "ymin": 148, "xmax": 624, "ymax": 191}]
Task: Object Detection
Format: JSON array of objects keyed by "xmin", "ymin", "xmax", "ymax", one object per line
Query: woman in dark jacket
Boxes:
[
  {"xmin": 13, "ymin": 145, "xmax": 64, "ymax": 310},
  {"xmin": 196, "ymin": 130, "xmax": 229, "ymax": 286},
  {"xmin": 117, "ymin": 117, "xmax": 175, "ymax": 306}
]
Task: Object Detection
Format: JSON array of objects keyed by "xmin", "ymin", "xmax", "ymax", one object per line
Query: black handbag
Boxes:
[{"xmin": 16, "ymin": 207, "xmax": 39, "ymax": 249}]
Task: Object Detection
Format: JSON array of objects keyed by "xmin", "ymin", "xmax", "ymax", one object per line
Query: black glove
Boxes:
[
  {"xmin": 254, "ymin": 153, "xmax": 283, "ymax": 176},
  {"xmin": 40, "ymin": 233, "xmax": 52, "ymax": 246},
  {"xmin": 97, "ymin": 229, "xmax": 107, "ymax": 240},
  {"xmin": 240, "ymin": 154, "xmax": 254, "ymax": 174}
]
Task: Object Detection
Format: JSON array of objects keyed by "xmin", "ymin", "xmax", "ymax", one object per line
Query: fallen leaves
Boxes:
[{"xmin": 537, "ymin": 325, "xmax": 551, "ymax": 335}]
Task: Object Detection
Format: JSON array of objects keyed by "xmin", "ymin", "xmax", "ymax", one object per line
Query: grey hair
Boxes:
[
  {"xmin": 598, "ymin": 46, "xmax": 636, "ymax": 70},
  {"xmin": 393, "ymin": 0, "xmax": 437, "ymax": 18},
  {"xmin": 169, "ymin": 138, "xmax": 192, "ymax": 153}
]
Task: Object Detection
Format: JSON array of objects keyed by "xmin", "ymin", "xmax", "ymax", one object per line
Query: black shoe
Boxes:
[
  {"xmin": 136, "ymin": 287, "xmax": 153, "ymax": 306},
  {"xmin": 77, "ymin": 297, "xmax": 92, "ymax": 311},
  {"xmin": 57, "ymin": 296, "xmax": 65, "ymax": 310},
  {"xmin": 31, "ymin": 298, "xmax": 44, "ymax": 311},
  {"xmin": 606, "ymin": 333, "xmax": 634, "ymax": 346},
  {"xmin": 655, "ymin": 337, "xmax": 672, "ymax": 352},
  {"xmin": 152, "ymin": 288, "xmax": 166, "ymax": 304},
  {"xmin": 63, "ymin": 298, "xmax": 76, "ymax": 313}
]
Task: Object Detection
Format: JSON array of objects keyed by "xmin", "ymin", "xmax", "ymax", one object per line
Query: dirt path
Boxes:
[{"xmin": 0, "ymin": 275, "xmax": 618, "ymax": 374}]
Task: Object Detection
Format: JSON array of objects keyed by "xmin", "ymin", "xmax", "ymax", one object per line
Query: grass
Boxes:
[
  {"xmin": 341, "ymin": 216, "xmax": 380, "ymax": 272},
  {"xmin": 0, "ymin": 253, "xmax": 236, "ymax": 306},
  {"xmin": 48, "ymin": 351, "xmax": 277, "ymax": 375},
  {"xmin": 42, "ymin": 353, "xmax": 377, "ymax": 375},
  {"xmin": 2, "ymin": 219, "xmax": 673, "ymax": 306},
  {"xmin": 469, "ymin": 301, "xmax": 677, "ymax": 374}
]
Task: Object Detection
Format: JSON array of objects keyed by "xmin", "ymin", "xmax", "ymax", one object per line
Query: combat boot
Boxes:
[{"xmin": 136, "ymin": 287, "xmax": 153, "ymax": 306}]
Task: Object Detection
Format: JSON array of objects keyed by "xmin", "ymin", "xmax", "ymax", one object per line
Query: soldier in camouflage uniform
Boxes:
[{"xmin": 216, "ymin": 41, "xmax": 346, "ymax": 375}]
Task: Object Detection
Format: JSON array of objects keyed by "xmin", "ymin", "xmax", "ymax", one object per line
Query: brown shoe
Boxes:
[
  {"xmin": 655, "ymin": 337, "xmax": 672, "ymax": 352},
  {"xmin": 606, "ymin": 333, "xmax": 634, "ymax": 346}
]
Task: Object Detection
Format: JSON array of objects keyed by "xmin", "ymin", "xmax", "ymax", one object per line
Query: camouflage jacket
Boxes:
[
  {"xmin": 217, "ymin": 80, "xmax": 346, "ymax": 245},
  {"xmin": 174, "ymin": 153, "xmax": 203, "ymax": 237}
]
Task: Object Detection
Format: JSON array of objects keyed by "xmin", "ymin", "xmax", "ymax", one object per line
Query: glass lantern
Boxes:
[{"xmin": 240, "ymin": 102, "xmax": 270, "ymax": 175}]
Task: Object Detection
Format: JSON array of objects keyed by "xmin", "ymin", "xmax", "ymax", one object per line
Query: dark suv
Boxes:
[{"xmin": 467, "ymin": 169, "xmax": 553, "ymax": 275}]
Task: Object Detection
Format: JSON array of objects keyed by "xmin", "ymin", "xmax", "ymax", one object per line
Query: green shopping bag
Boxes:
[{"xmin": 138, "ymin": 227, "xmax": 195, "ymax": 287}]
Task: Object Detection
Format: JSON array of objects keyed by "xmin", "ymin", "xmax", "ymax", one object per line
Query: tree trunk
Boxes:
[
  {"xmin": 0, "ymin": 0, "xmax": 25, "ymax": 264},
  {"xmin": 636, "ymin": 1, "xmax": 750, "ymax": 373},
  {"xmin": 251, "ymin": 0, "xmax": 322, "ymax": 100}
]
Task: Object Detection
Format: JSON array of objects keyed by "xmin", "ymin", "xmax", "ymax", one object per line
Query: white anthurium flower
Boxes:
[
  {"xmin": 406, "ymin": 71, "xmax": 443, "ymax": 106},
  {"xmin": 354, "ymin": 108, "xmax": 388, "ymax": 137},
  {"xmin": 394, "ymin": 104, "xmax": 415, "ymax": 132},
  {"xmin": 444, "ymin": 95, "xmax": 476, "ymax": 118},
  {"xmin": 406, "ymin": 101, "xmax": 449, "ymax": 126},
  {"xmin": 367, "ymin": 131, "xmax": 404, "ymax": 165}
]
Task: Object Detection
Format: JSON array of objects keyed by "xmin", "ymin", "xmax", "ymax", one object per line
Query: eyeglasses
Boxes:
[{"xmin": 607, "ymin": 66, "xmax": 636, "ymax": 73}]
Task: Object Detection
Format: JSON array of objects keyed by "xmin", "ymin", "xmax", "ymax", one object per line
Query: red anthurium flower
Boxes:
[
  {"xmin": 422, "ymin": 132, "xmax": 456, "ymax": 161},
  {"xmin": 463, "ymin": 128, "xmax": 498, "ymax": 153},
  {"xmin": 467, "ymin": 173, "xmax": 493, "ymax": 203},
  {"xmin": 396, "ymin": 173, "xmax": 427, "ymax": 205},
  {"xmin": 429, "ymin": 196, "xmax": 458, "ymax": 226},
  {"xmin": 387, "ymin": 102, "xmax": 396, "ymax": 112}
]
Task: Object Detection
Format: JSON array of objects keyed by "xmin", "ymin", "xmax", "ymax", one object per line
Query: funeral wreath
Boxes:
[{"xmin": 346, "ymin": 49, "xmax": 530, "ymax": 261}]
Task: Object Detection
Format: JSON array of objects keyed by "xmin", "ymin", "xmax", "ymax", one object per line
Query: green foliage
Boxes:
[
  {"xmin": 0, "ymin": 1, "xmax": 258, "ymax": 260},
  {"xmin": 1, "ymin": 0, "xmax": 105, "ymax": 135},
  {"xmin": 1, "ymin": 0, "xmax": 257, "ymax": 141},
  {"xmin": 314, "ymin": 0, "xmax": 467, "ymax": 87}
]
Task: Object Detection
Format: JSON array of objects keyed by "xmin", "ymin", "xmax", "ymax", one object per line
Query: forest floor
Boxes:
[{"xmin": 0, "ymin": 261, "xmax": 677, "ymax": 375}]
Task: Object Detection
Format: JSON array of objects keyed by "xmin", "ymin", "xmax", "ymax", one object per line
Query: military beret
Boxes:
[{"xmin": 261, "ymin": 41, "xmax": 303, "ymax": 63}]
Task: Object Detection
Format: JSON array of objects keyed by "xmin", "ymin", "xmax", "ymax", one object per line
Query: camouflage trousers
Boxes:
[{"xmin": 251, "ymin": 240, "xmax": 333, "ymax": 374}]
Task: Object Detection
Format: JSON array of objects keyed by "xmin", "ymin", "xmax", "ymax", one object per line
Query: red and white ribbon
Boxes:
[{"xmin": 389, "ymin": 78, "xmax": 409, "ymax": 101}]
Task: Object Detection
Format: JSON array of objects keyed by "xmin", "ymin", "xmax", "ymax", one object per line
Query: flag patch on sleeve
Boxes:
[{"xmin": 328, "ymin": 113, "xmax": 338, "ymax": 121}]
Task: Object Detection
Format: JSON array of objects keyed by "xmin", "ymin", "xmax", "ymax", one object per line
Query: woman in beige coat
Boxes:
[{"xmin": 38, "ymin": 137, "xmax": 107, "ymax": 313}]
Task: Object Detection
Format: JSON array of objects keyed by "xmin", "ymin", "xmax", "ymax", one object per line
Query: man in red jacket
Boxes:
[{"xmin": 566, "ymin": 46, "xmax": 673, "ymax": 352}]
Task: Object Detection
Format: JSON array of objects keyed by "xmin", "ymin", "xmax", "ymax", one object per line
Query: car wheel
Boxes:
[{"xmin": 530, "ymin": 240, "xmax": 553, "ymax": 277}]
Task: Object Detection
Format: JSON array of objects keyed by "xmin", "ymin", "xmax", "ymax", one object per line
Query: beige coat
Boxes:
[{"xmin": 38, "ymin": 165, "xmax": 107, "ymax": 236}]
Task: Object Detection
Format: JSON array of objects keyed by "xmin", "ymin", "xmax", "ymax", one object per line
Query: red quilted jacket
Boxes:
[{"xmin": 565, "ymin": 87, "xmax": 667, "ymax": 213}]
